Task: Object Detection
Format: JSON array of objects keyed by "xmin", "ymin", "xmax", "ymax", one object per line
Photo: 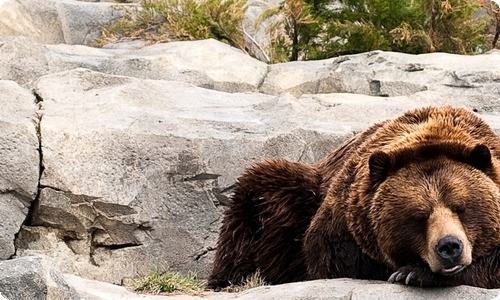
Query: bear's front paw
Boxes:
[{"xmin": 388, "ymin": 264, "xmax": 437, "ymax": 287}]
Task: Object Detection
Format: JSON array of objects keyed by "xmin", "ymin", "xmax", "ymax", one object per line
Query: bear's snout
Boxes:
[
  {"xmin": 436, "ymin": 235, "xmax": 463, "ymax": 263},
  {"xmin": 424, "ymin": 205, "xmax": 472, "ymax": 275}
]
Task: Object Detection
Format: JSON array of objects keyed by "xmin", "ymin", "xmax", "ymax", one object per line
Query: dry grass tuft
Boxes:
[
  {"xmin": 221, "ymin": 271, "xmax": 268, "ymax": 293},
  {"xmin": 134, "ymin": 271, "xmax": 205, "ymax": 295}
]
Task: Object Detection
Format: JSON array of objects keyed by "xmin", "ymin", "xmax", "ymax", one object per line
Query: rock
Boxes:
[
  {"xmin": 65, "ymin": 275, "xmax": 500, "ymax": 300},
  {"xmin": 0, "ymin": 81, "xmax": 39, "ymax": 260},
  {"xmin": 102, "ymin": 39, "xmax": 269, "ymax": 93},
  {"xmin": 0, "ymin": 0, "xmax": 277, "ymax": 62},
  {"xmin": 235, "ymin": 279, "xmax": 500, "ymax": 300},
  {"xmin": 0, "ymin": 256, "xmax": 81, "ymax": 300},
  {"xmin": 0, "ymin": 37, "xmax": 51, "ymax": 88},
  {"xmin": 0, "ymin": 0, "xmax": 124, "ymax": 45},
  {"xmin": 65, "ymin": 273, "xmax": 235, "ymax": 300},
  {"xmin": 17, "ymin": 68, "xmax": 353, "ymax": 283},
  {"xmin": 0, "ymin": 36, "xmax": 268, "ymax": 92},
  {"xmin": 243, "ymin": 0, "xmax": 281, "ymax": 62},
  {"xmin": 261, "ymin": 50, "xmax": 500, "ymax": 96},
  {"xmin": 4, "ymin": 34, "xmax": 500, "ymax": 99},
  {"xmin": 259, "ymin": 59, "xmax": 343, "ymax": 96}
]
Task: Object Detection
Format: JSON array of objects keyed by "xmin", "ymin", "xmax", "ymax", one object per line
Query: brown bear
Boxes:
[{"xmin": 207, "ymin": 106, "xmax": 500, "ymax": 290}]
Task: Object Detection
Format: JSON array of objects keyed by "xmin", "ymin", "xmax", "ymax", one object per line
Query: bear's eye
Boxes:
[
  {"xmin": 453, "ymin": 206, "xmax": 466, "ymax": 215},
  {"xmin": 412, "ymin": 212, "xmax": 428, "ymax": 223}
]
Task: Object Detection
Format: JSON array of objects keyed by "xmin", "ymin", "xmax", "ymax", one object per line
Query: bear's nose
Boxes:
[{"xmin": 436, "ymin": 235, "xmax": 463, "ymax": 262}]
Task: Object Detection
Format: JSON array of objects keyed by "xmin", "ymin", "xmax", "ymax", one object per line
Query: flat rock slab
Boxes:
[
  {"xmin": 235, "ymin": 279, "xmax": 500, "ymax": 300},
  {"xmin": 65, "ymin": 274, "xmax": 235, "ymax": 300},
  {"xmin": 65, "ymin": 275, "xmax": 500, "ymax": 300}
]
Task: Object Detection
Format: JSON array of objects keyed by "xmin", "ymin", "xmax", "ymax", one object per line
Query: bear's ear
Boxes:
[
  {"xmin": 466, "ymin": 144, "xmax": 492, "ymax": 171},
  {"xmin": 369, "ymin": 151, "xmax": 392, "ymax": 186}
]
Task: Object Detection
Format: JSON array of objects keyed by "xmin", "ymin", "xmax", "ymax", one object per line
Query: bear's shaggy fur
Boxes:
[{"xmin": 207, "ymin": 106, "xmax": 500, "ymax": 289}]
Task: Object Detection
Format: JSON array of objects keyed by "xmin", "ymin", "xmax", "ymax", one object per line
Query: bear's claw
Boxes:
[
  {"xmin": 388, "ymin": 264, "xmax": 437, "ymax": 287},
  {"xmin": 388, "ymin": 270, "xmax": 402, "ymax": 284},
  {"xmin": 405, "ymin": 271, "xmax": 416, "ymax": 285}
]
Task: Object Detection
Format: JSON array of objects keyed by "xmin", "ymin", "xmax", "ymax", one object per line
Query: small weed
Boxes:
[
  {"xmin": 134, "ymin": 271, "xmax": 205, "ymax": 295},
  {"xmin": 221, "ymin": 271, "xmax": 267, "ymax": 293}
]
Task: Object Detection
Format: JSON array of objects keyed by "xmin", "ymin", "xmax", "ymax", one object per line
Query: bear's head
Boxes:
[{"xmin": 362, "ymin": 142, "xmax": 500, "ymax": 276}]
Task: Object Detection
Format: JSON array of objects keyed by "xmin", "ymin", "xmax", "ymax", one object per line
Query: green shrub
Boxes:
[
  {"xmin": 258, "ymin": 0, "xmax": 493, "ymax": 62},
  {"xmin": 389, "ymin": 0, "xmax": 490, "ymax": 54},
  {"xmin": 96, "ymin": 0, "xmax": 247, "ymax": 50}
]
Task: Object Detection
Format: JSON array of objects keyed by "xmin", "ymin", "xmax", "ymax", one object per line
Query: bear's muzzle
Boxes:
[
  {"xmin": 424, "ymin": 205, "xmax": 472, "ymax": 275},
  {"xmin": 436, "ymin": 235, "xmax": 467, "ymax": 274}
]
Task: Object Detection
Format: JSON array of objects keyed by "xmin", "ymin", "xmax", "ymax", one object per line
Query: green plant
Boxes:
[
  {"xmin": 328, "ymin": 0, "xmax": 426, "ymax": 54},
  {"xmin": 257, "ymin": 0, "xmax": 493, "ymax": 62},
  {"xmin": 134, "ymin": 271, "xmax": 204, "ymax": 295},
  {"xmin": 256, "ymin": 0, "xmax": 322, "ymax": 62},
  {"xmin": 96, "ymin": 0, "xmax": 247, "ymax": 50},
  {"xmin": 390, "ymin": 0, "xmax": 490, "ymax": 54},
  {"xmin": 94, "ymin": 4, "xmax": 168, "ymax": 47}
]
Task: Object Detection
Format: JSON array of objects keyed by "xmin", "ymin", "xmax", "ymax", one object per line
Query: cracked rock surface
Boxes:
[
  {"xmin": 14, "ymin": 68, "xmax": 363, "ymax": 283},
  {"xmin": 0, "ymin": 81, "xmax": 39, "ymax": 260}
]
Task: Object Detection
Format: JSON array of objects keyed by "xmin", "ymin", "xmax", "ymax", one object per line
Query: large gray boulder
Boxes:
[
  {"xmin": 0, "ymin": 0, "xmax": 124, "ymax": 45},
  {"xmin": 0, "ymin": 36, "xmax": 268, "ymax": 91},
  {"xmin": 260, "ymin": 50, "xmax": 500, "ymax": 96},
  {"xmin": 102, "ymin": 39, "xmax": 269, "ymax": 92},
  {"xmin": 0, "ymin": 256, "xmax": 80, "ymax": 300},
  {"xmin": 0, "ymin": 81, "xmax": 39, "ymax": 260},
  {"xmin": 0, "ymin": 37, "xmax": 53, "ymax": 88},
  {"xmin": 15, "ymin": 68, "xmax": 340, "ymax": 283}
]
